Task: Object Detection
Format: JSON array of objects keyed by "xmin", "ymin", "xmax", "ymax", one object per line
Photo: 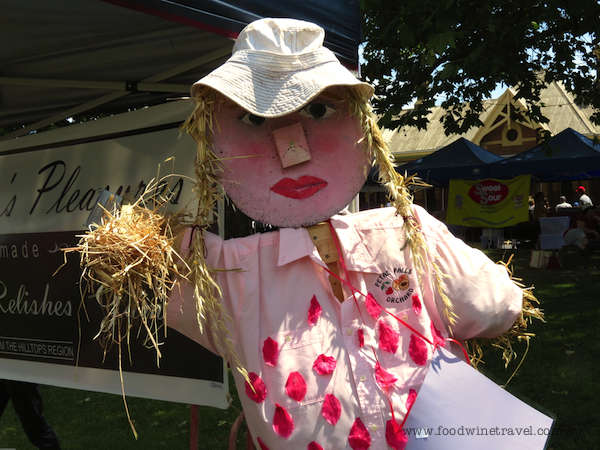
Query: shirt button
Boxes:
[
  {"xmin": 359, "ymin": 375, "xmax": 367, "ymax": 382},
  {"xmin": 370, "ymin": 424, "xmax": 378, "ymax": 431},
  {"xmin": 347, "ymin": 329, "xmax": 354, "ymax": 335},
  {"xmin": 402, "ymin": 314, "xmax": 409, "ymax": 321},
  {"xmin": 285, "ymin": 335, "xmax": 292, "ymax": 343},
  {"xmin": 317, "ymin": 266, "xmax": 324, "ymax": 273}
]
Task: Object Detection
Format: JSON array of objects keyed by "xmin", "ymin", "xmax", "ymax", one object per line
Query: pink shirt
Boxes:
[{"xmin": 168, "ymin": 206, "xmax": 521, "ymax": 450}]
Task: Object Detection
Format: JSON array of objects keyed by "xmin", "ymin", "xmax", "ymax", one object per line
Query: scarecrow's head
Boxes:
[{"xmin": 188, "ymin": 18, "xmax": 378, "ymax": 227}]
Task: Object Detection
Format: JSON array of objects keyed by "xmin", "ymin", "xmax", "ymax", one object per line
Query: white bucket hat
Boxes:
[{"xmin": 191, "ymin": 18, "xmax": 374, "ymax": 117}]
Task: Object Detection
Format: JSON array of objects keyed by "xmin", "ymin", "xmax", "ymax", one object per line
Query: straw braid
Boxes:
[
  {"xmin": 182, "ymin": 88, "xmax": 249, "ymax": 382},
  {"xmin": 344, "ymin": 88, "xmax": 458, "ymax": 331}
]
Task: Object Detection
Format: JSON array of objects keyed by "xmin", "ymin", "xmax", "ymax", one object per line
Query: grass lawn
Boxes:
[{"xmin": 1, "ymin": 248, "xmax": 598, "ymax": 449}]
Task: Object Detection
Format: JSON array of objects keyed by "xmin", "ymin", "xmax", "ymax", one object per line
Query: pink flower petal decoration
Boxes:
[
  {"xmin": 409, "ymin": 334, "xmax": 428, "ymax": 366},
  {"xmin": 321, "ymin": 393, "xmax": 342, "ymax": 425},
  {"xmin": 273, "ymin": 404, "xmax": 294, "ymax": 439},
  {"xmin": 375, "ymin": 362, "xmax": 398, "ymax": 390},
  {"xmin": 257, "ymin": 437, "xmax": 270, "ymax": 450},
  {"xmin": 308, "ymin": 442, "xmax": 324, "ymax": 450},
  {"xmin": 313, "ymin": 354, "xmax": 337, "ymax": 375},
  {"xmin": 412, "ymin": 294, "xmax": 422, "ymax": 315},
  {"xmin": 285, "ymin": 371, "xmax": 307, "ymax": 402},
  {"xmin": 358, "ymin": 329, "xmax": 365, "ymax": 348},
  {"xmin": 386, "ymin": 419, "xmax": 408, "ymax": 450},
  {"xmin": 365, "ymin": 292, "xmax": 382, "ymax": 320},
  {"xmin": 406, "ymin": 388, "xmax": 417, "ymax": 411},
  {"xmin": 263, "ymin": 337, "xmax": 279, "ymax": 367},
  {"xmin": 308, "ymin": 295, "xmax": 322, "ymax": 326},
  {"xmin": 430, "ymin": 321, "xmax": 446, "ymax": 348},
  {"xmin": 378, "ymin": 320, "xmax": 399, "ymax": 354},
  {"xmin": 245, "ymin": 372, "xmax": 267, "ymax": 403},
  {"xmin": 349, "ymin": 418, "xmax": 371, "ymax": 450}
]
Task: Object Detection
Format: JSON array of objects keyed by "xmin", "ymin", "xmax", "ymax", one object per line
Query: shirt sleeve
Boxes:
[
  {"xmin": 418, "ymin": 209, "xmax": 522, "ymax": 340},
  {"xmin": 166, "ymin": 229, "xmax": 226, "ymax": 355}
]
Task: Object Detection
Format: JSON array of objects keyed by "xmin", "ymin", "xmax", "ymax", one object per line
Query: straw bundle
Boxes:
[
  {"xmin": 467, "ymin": 254, "xmax": 545, "ymax": 382},
  {"xmin": 72, "ymin": 192, "xmax": 188, "ymax": 360},
  {"xmin": 66, "ymin": 182, "xmax": 189, "ymax": 437}
]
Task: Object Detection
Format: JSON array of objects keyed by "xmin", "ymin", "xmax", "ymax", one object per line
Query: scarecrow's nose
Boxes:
[{"xmin": 271, "ymin": 122, "xmax": 311, "ymax": 168}]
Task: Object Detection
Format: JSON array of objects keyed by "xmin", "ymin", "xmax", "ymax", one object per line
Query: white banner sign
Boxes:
[{"xmin": 0, "ymin": 101, "xmax": 228, "ymax": 408}]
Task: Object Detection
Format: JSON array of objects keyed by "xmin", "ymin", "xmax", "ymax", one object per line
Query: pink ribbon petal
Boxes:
[
  {"xmin": 406, "ymin": 388, "xmax": 417, "ymax": 411},
  {"xmin": 263, "ymin": 337, "xmax": 280, "ymax": 367},
  {"xmin": 365, "ymin": 292, "xmax": 382, "ymax": 320},
  {"xmin": 358, "ymin": 329, "xmax": 365, "ymax": 348},
  {"xmin": 313, "ymin": 354, "xmax": 337, "ymax": 375},
  {"xmin": 308, "ymin": 442, "xmax": 324, "ymax": 450},
  {"xmin": 375, "ymin": 362, "xmax": 398, "ymax": 390},
  {"xmin": 256, "ymin": 437, "xmax": 270, "ymax": 450},
  {"xmin": 409, "ymin": 334, "xmax": 428, "ymax": 366},
  {"xmin": 321, "ymin": 393, "xmax": 342, "ymax": 425},
  {"xmin": 308, "ymin": 295, "xmax": 322, "ymax": 326},
  {"xmin": 378, "ymin": 320, "xmax": 399, "ymax": 354},
  {"xmin": 412, "ymin": 294, "xmax": 422, "ymax": 315},
  {"xmin": 386, "ymin": 419, "xmax": 408, "ymax": 450},
  {"xmin": 349, "ymin": 418, "xmax": 371, "ymax": 450},
  {"xmin": 285, "ymin": 371, "xmax": 307, "ymax": 402},
  {"xmin": 273, "ymin": 404, "xmax": 294, "ymax": 439},
  {"xmin": 430, "ymin": 321, "xmax": 446, "ymax": 348},
  {"xmin": 245, "ymin": 372, "xmax": 267, "ymax": 403}
]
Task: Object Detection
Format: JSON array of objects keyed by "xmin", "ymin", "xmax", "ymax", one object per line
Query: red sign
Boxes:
[{"xmin": 468, "ymin": 180, "xmax": 510, "ymax": 205}]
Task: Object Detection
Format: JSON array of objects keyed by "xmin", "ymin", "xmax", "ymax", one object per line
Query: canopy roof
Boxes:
[
  {"xmin": 489, "ymin": 128, "xmax": 600, "ymax": 181},
  {"xmin": 397, "ymin": 137, "xmax": 504, "ymax": 186},
  {"xmin": 0, "ymin": 0, "xmax": 361, "ymax": 140}
]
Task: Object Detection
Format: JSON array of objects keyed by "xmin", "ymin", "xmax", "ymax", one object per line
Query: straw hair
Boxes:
[
  {"xmin": 182, "ymin": 87, "xmax": 249, "ymax": 383},
  {"xmin": 344, "ymin": 87, "xmax": 459, "ymax": 331}
]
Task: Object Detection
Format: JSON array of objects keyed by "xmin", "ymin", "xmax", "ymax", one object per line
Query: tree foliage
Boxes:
[{"xmin": 361, "ymin": 0, "xmax": 600, "ymax": 136}]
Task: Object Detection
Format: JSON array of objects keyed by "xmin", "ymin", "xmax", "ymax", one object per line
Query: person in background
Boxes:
[
  {"xmin": 532, "ymin": 191, "xmax": 547, "ymax": 221},
  {"xmin": 0, "ymin": 380, "xmax": 62, "ymax": 450},
  {"xmin": 576, "ymin": 186, "xmax": 593, "ymax": 207},
  {"xmin": 564, "ymin": 205, "xmax": 600, "ymax": 268},
  {"xmin": 555, "ymin": 195, "xmax": 572, "ymax": 210},
  {"xmin": 528, "ymin": 196, "xmax": 535, "ymax": 213}
]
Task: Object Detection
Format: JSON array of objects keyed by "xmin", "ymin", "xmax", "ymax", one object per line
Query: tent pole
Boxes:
[{"xmin": 442, "ymin": 188, "xmax": 445, "ymax": 212}]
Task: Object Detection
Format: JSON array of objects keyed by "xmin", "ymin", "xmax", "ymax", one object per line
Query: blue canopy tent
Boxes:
[
  {"xmin": 488, "ymin": 128, "xmax": 600, "ymax": 181},
  {"xmin": 397, "ymin": 137, "xmax": 505, "ymax": 187}
]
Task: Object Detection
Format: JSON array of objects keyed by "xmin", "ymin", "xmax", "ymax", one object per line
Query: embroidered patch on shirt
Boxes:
[{"xmin": 374, "ymin": 268, "xmax": 415, "ymax": 304}]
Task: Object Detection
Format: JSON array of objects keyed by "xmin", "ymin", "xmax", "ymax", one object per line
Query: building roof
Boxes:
[{"xmin": 384, "ymin": 81, "xmax": 600, "ymax": 161}]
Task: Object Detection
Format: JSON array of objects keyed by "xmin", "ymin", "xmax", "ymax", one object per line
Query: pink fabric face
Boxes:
[{"xmin": 211, "ymin": 88, "xmax": 370, "ymax": 227}]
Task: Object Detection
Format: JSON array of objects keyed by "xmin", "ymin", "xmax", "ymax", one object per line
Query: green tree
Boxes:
[{"xmin": 361, "ymin": 0, "xmax": 600, "ymax": 137}]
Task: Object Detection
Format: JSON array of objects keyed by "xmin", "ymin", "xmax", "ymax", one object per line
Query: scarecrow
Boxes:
[{"xmin": 162, "ymin": 18, "xmax": 532, "ymax": 450}]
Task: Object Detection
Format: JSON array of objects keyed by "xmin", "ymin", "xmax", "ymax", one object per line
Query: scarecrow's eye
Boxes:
[
  {"xmin": 239, "ymin": 112, "xmax": 266, "ymax": 126},
  {"xmin": 299, "ymin": 101, "xmax": 337, "ymax": 120}
]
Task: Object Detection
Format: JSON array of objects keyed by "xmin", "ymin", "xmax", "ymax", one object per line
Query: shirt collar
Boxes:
[
  {"xmin": 277, "ymin": 212, "xmax": 389, "ymax": 274},
  {"xmin": 277, "ymin": 227, "xmax": 325, "ymax": 268},
  {"xmin": 329, "ymin": 214, "xmax": 382, "ymax": 274}
]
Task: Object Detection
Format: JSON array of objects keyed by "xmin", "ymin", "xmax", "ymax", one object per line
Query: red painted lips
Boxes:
[{"xmin": 270, "ymin": 176, "xmax": 328, "ymax": 199}]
